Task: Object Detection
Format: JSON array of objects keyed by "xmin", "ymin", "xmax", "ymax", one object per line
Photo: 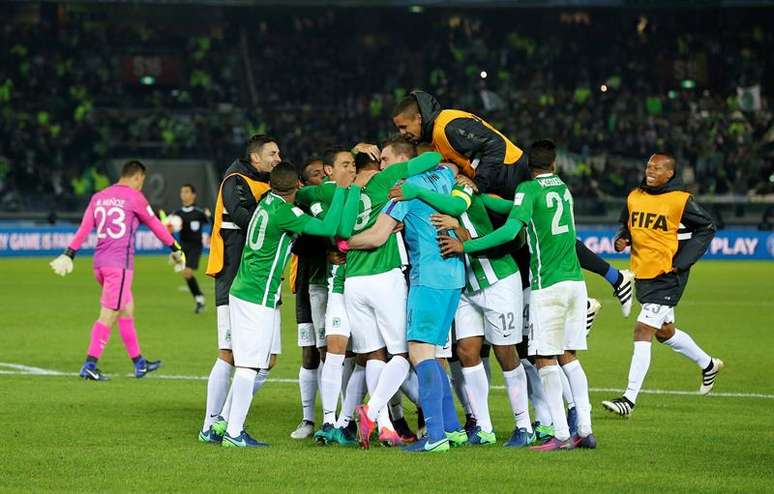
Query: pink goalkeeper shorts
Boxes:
[{"xmin": 94, "ymin": 267, "xmax": 134, "ymax": 311}]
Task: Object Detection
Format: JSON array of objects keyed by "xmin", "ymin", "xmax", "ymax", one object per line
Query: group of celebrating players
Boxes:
[{"xmin": 50, "ymin": 90, "xmax": 724, "ymax": 453}]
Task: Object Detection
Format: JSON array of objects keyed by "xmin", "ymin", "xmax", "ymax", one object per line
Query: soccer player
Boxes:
[
  {"xmin": 392, "ymin": 91, "xmax": 634, "ymax": 316},
  {"xmin": 49, "ymin": 160, "xmax": 185, "ymax": 381},
  {"xmin": 171, "ymin": 184, "xmax": 210, "ymax": 314},
  {"xmin": 348, "ymin": 150, "xmax": 466, "ymax": 454},
  {"xmin": 388, "ymin": 178, "xmax": 534, "ymax": 447},
  {"xmin": 440, "ymin": 139, "xmax": 595, "ymax": 450},
  {"xmin": 290, "ymin": 157, "xmax": 328, "ymax": 439},
  {"xmin": 199, "ymin": 135, "xmax": 278, "ymax": 443},
  {"xmin": 222, "ymin": 162, "xmax": 360, "ymax": 448},
  {"xmin": 602, "ymin": 154, "xmax": 722, "ymax": 417}
]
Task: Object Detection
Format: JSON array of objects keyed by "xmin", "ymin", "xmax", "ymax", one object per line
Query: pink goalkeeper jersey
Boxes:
[{"xmin": 69, "ymin": 184, "xmax": 175, "ymax": 270}]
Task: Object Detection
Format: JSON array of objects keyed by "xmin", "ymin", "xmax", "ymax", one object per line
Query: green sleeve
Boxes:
[
  {"xmin": 336, "ymin": 185, "xmax": 361, "ymax": 239},
  {"xmin": 463, "ymin": 218, "xmax": 524, "ymax": 254},
  {"xmin": 479, "ymin": 193, "xmax": 513, "ymax": 215},
  {"xmin": 509, "ymin": 182, "xmax": 536, "ymax": 225},
  {"xmin": 301, "ymin": 187, "xmax": 346, "ymax": 236},
  {"xmin": 402, "ymin": 183, "xmax": 469, "ymax": 216},
  {"xmin": 296, "ymin": 185, "xmax": 323, "ymax": 206},
  {"xmin": 373, "ymin": 151, "xmax": 443, "ymax": 189}
]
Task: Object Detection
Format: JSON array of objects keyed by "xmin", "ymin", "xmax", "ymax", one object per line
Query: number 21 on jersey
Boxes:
[{"xmin": 546, "ymin": 189, "xmax": 574, "ymax": 236}]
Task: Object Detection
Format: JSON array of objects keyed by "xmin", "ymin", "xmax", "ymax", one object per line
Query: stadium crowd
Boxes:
[{"xmin": 1, "ymin": 6, "xmax": 772, "ymax": 212}]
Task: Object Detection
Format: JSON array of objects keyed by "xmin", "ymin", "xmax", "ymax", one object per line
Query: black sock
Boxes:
[
  {"xmin": 132, "ymin": 355, "xmax": 143, "ymax": 364},
  {"xmin": 86, "ymin": 355, "xmax": 98, "ymax": 364},
  {"xmin": 575, "ymin": 239, "xmax": 612, "ymax": 277},
  {"xmin": 186, "ymin": 276, "xmax": 202, "ymax": 297}
]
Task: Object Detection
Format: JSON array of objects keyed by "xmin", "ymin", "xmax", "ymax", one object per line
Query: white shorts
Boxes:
[
  {"xmin": 217, "ymin": 304, "xmax": 232, "ymax": 350},
  {"xmin": 637, "ymin": 303, "xmax": 675, "ymax": 329},
  {"xmin": 528, "ymin": 280, "xmax": 587, "ymax": 356},
  {"xmin": 436, "ymin": 328, "xmax": 453, "ymax": 358},
  {"xmin": 325, "ymin": 292, "xmax": 351, "ymax": 339},
  {"xmin": 455, "ymin": 272, "xmax": 523, "ymax": 346},
  {"xmin": 307, "ymin": 284, "xmax": 328, "ymax": 348},
  {"xmin": 229, "ymin": 295, "xmax": 281, "ymax": 369},
  {"xmin": 345, "ymin": 268, "xmax": 408, "ymax": 355}
]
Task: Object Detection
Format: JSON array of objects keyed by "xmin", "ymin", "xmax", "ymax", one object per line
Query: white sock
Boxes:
[
  {"xmin": 366, "ymin": 356, "xmax": 409, "ymax": 422},
  {"xmin": 503, "ymin": 364, "xmax": 532, "ymax": 432},
  {"xmin": 341, "ymin": 357, "xmax": 355, "ymax": 401},
  {"xmin": 560, "ymin": 367, "xmax": 575, "ymax": 409},
  {"xmin": 538, "ymin": 365, "xmax": 570, "ymax": 441},
  {"xmin": 221, "ymin": 381, "xmax": 234, "ymax": 420},
  {"xmin": 320, "ymin": 353, "xmax": 345, "ymax": 425},
  {"xmin": 562, "ymin": 360, "xmax": 591, "ymax": 436},
  {"xmin": 523, "ymin": 359, "xmax": 552, "ymax": 426},
  {"xmin": 400, "ymin": 369, "xmax": 419, "ymax": 405},
  {"xmin": 253, "ymin": 369, "xmax": 270, "ymax": 394},
  {"xmin": 202, "ymin": 358, "xmax": 234, "ymax": 432},
  {"xmin": 624, "ymin": 341, "xmax": 652, "ymax": 404},
  {"xmin": 225, "ymin": 367, "xmax": 257, "ymax": 437},
  {"xmin": 365, "ymin": 360, "xmax": 393, "ymax": 430},
  {"xmin": 482, "ymin": 356, "xmax": 492, "ymax": 382},
  {"xmin": 298, "ymin": 367, "xmax": 318, "ymax": 423},
  {"xmin": 388, "ymin": 392, "xmax": 404, "ymax": 420},
  {"xmin": 663, "ymin": 329, "xmax": 712, "ymax": 369},
  {"xmin": 461, "ymin": 363, "xmax": 492, "ymax": 433},
  {"xmin": 336, "ymin": 364, "xmax": 366, "ymax": 428},
  {"xmin": 448, "ymin": 360, "xmax": 473, "ymax": 415}
]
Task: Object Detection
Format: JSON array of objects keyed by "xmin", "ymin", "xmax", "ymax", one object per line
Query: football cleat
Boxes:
[
  {"xmin": 601, "ymin": 396, "xmax": 635, "ymax": 417},
  {"xmin": 134, "ymin": 358, "xmax": 161, "ymax": 378},
  {"xmin": 530, "ymin": 437, "xmax": 574, "ymax": 451},
  {"xmin": 586, "ymin": 298, "xmax": 602, "ymax": 336},
  {"xmin": 571, "ymin": 433, "xmax": 597, "ymax": 449},
  {"xmin": 194, "ymin": 298, "xmax": 205, "ymax": 314},
  {"xmin": 463, "ymin": 413, "xmax": 477, "ymax": 436},
  {"xmin": 614, "ymin": 269, "xmax": 634, "ymax": 317},
  {"xmin": 79, "ymin": 363, "xmax": 109, "ymax": 381},
  {"xmin": 445, "ymin": 429, "xmax": 469, "ymax": 448},
  {"xmin": 222, "ymin": 430, "xmax": 269, "ymax": 448},
  {"xmin": 533, "ymin": 422, "xmax": 554, "ymax": 445},
  {"xmin": 699, "ymin": 358, "xmax": 724, "ymax": 395},
  {"xmin": 198, "ymin": 425, "xmax": 224, "ymax": 444},
  {"xmin": 567, "ymin": 406, "xmax": 578, "ymax": 436},
  {"xmin": 392, "ymin": 416, "xmax": 417, "ymax": 444},
  {"xmin": 378, "ymin": 427, "xmax": 404, "ymax": 447},
  {"xmin": 290, "ymin": 420, "xmax": 315, "ymax": 440},
  {"xmin": 468, "ymin": 426, "xmax": 496, "ymax": 446},
  {"xmin": 329, "ymin": 426, "xmax": 358, "ymax": 446},
  {"xmin": 313, "ymin": 423, "xmax": 335, "ymax": 445},
  {"xmin": 211, "ymin": 417, "xmax": 228, "ymax": 437},
  {"xmin": 504, "ymin": 428, "xmax": 535, "ymax": 448},
  {"xmin": 401, "ymin": 436, "xmax": 450, "ymax": 453},
  {"xmin": 354, "ymin": 405, "xmax": 377, "ymax": 449}
]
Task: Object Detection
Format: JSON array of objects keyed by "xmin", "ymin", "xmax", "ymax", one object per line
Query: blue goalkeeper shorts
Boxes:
[{"xmin": 406, "ymin": 285, "xmax": 461, "ymax": 346}]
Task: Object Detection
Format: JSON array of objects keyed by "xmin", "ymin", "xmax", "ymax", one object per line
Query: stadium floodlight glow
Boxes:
[
  {"xmin": 681, "ymin": 79, "xmax": 696, "ymax": 89},
  {"xmin": 140, "ymin": 75, "xmax": 156, "ymax": 86},
  {"xmin": 480, "ymin": 71, "xmax": 488, "ymax": 79},
  {"xmin": 668, "ymin": 90, "xmax": 678, "ymax": 99},
  {"xmin": 409, "ymin": 5, "xmax": 424, "ymax": 13},
  {"xmin": 600, "ymin": 84, "xmax": 608, "ymax": 92}
]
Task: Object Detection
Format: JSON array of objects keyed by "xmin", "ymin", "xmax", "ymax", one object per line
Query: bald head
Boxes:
[{"xmin": 645, "ymin": 153, "xmax": 676, "ymax": 188}]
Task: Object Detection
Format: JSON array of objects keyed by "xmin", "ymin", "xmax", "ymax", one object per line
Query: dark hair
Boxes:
[
  {"xmin": 528, "ymin": 139, "xmax": 557, "ymax": 171},
  {"xmin": 181, "ymin": 183, "xmax": 196, "ymax": 194},
  {"xmin": 392, "ymin": 95, "xmax": 419, "ymax": 118},
  {"xmin": 383, "ymin": 134, "xmax": 417, "ymax": 160},
  {"xmin": 653, "ymin": 152, "xmax": 676, "ymax": 171},
  {"xmin": 322, "ymin": 147, "xmax": 352, "ymax": 168},
  {"xmin": 244, "ymin": 134, "xmax": 278, "ymax": 160},
  {"xmin": 120, "ymin": 160, "xmax": 146, "ymax": 178},
  {"xmin": 270, "ymin": 161, "xmax": 299, "ymax": 194},
  {"xmin": 355, "ymin": 152, "xmax": 379, "ymax": 172}
]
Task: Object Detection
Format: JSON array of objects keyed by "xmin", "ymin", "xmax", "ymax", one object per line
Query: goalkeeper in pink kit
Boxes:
[{"xmin": 50, "ymin": 161, "xmax": 186, "ymax": 381}]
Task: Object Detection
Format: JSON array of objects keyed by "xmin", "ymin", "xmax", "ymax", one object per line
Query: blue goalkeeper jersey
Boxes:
[{"xmin": 383, "ymin": 166, "xmax": 465, "ymax": 290}]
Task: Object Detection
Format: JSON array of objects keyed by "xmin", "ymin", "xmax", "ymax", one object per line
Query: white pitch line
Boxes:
[{"xmin": 1, "ymin": 363, "xmax": 771, "ymax": 399}]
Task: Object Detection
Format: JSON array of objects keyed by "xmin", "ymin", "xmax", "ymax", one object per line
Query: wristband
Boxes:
[
  {"xmin": 63, "ymin": 247, "xmax": 77, "ymax": 259},
  {"xmin": 336, "ymin": 239, "xmax": 350, "ymax": 253}
]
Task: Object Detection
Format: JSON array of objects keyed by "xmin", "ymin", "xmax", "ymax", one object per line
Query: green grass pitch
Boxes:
[{"xmin": 1, "ymin": 256, "xmax": 773, "ymax": 493}]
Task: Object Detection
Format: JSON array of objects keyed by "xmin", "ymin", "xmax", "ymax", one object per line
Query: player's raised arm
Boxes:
[
  {"xmin": 345, "ymin": 213, "xmax": 397, "ymax": 250},
  {"xmin": 50, "ymin": 197, "xmax": 96, "ymax": 276},
  {"xmin": 336, "ymin": 184, "xmax": 362, "ymax": 239},
  {"xmin": 134, "ymin": 193, "xmax": 186, "ymax": 271},
  {"xmin": 388, "ymin": 180, "xmax": 472, "ymax": 217},
  {"xmin": 479, "ymin": 193, "xmax": 514, "ymax": 215},
  {"xmin": 378, "ymin": 151, "xmax": 442, "ymax": 185}
]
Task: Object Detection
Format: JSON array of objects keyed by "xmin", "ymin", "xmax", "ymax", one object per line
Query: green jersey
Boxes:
[
  {"xmin": 510, "ymin": 174, "xmax": 583, "ymax": 290},
  {"xmin": 230, "ymin": 192, "xmax": 311, "ymax": 308},
  {"xmin": 459, "ymin": 189, "xmax": 519, "ymax": 292},
  {"xmin": 306, "ymin": 181, "xmax": 347, "ymax": 293},
  {"xmin": 346, "ymin": 165, "xmax": 408, "ymax": 278}
]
